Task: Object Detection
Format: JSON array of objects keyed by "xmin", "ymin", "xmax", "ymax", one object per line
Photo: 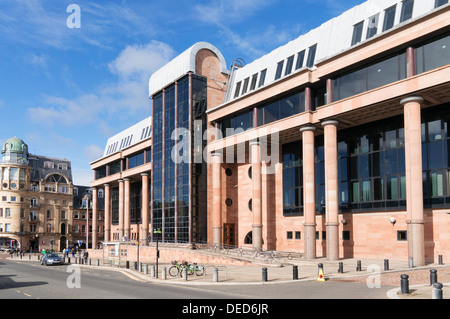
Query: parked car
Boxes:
[
  {"xmin": 40, "ymin": 253, "xmax": 63, "ymax": 266},
  {"xmin": 0, "ymin": 247, "xmax": 13, "ymax": 253}
]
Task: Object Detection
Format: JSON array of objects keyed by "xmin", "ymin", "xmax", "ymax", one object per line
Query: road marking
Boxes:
[
  {"xmin": 120, "ymin": 271, "xmax": 145, "ymax": 282},
  {"xmin": 23, "ymin": 293, "xmax": 32, "ymax": 297}
]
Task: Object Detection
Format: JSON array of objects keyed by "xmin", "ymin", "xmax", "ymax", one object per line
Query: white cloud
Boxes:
[
  {"xmin": 109, "ymin": 41, "xmax": 176, "ymax": 81},
  {"xmin": 27, "ymin": 40, "xmax": 175, "ymax": 129}
]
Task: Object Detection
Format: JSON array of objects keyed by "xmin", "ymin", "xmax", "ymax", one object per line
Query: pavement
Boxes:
[{"xmin": 5, "ymin": 252, "xmax": 449, "ymax": 299}]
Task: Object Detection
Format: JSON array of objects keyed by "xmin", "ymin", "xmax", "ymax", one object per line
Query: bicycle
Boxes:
[
  {"xmin": 169, "ymin": 260, "xmax": 193, "ymax": 277},
  {"xmin": 169, "ymin": 260, "xmax": 204, "ymax": 277},
  {"xmin": 188, "ymin": 262, "xmax": 205, "ymax": 276}
]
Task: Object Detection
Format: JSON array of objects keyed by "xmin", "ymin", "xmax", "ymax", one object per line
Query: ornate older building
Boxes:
[{"xmin": 0, "ymin": 137, "xmax": 75, "ymax": 252}]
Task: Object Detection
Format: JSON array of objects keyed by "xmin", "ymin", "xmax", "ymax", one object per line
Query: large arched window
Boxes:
[
  {"xmin": 45, "ymin": 173, "xmax": 69, "ymax": 184},
  {"xmin": 44, "ymin": 173, "xmax": 70, "ymax": 193}
]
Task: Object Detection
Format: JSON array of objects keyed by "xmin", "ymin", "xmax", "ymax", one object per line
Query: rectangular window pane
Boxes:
[
  {"xmin": 366, "ymin": 13, "xmax": 379, "ymax": 39},
  {"xmin": 234, "ymin": 82, "xmax": 241, "ymax": 98},
  {"xmin": 362, "ymin": 180, "xmax": 372, "ymax": 202},
  {"xmin": 352, "ymin": 181, "xmax": 360, "ymax": 203},
  {"xmin": 383, "ymin": 5, "xmax": 396, "ymax": 32},
  {"xmin": 280, "ymin": 92, "xmax": 301, "ymax": 119},
  {"xmin": 367, "ymin": 54, "xmax": 404, "ymax": 91},
  {"xmin": 275, "ymin": 60, "xmax": 284, "ymax": 80},
  {"xmin": 295, "ymin": 50, "xmax": 305, "ymax": 70},
  {"xmin": 335, "ymin": 68, "xmax": 366, "ymax": 100},
  {"xmin": 435, "ymin": 0, "xmax": 449, "ymax": 8},
  {"xmin": 400, "ymin": 0, "xmax": 414, "ymax": 23},
  {"xmin": 447, "ymin": 170, "xmax": 450, "ymax": 196},
  {"xmin": 250, "ymin": 73, "xmax": 258, "ymax": 91},
  {"xmin": 306, "ymin": 44, "xmax": 317, "ymax": 68},
  {"xmin": 431, "ymin": 172, "xmax": 444, "ymax": 196},
  {"xmin": 241, "ymin": 77, "xmax": 250, "ymax": 95},
  {"xmin": 261, "ymin": 101, "xmax": 279, "ymax": 125},
  {"xmin": 400, "ymin": 175, "xmax": 406, "ymax": 199},
  {"xmin": 387, "ymin": 176, "xmax": 398, "ymax": 200},
  {"xmin": 422, "ymin": 34, "xmax": 450, "ymax": 74},
  {"xmin": 339, "ymin": 182, "xmax": 349, "ymax": 204},
  {"xmin": 258, "ymin": 69, "xmax": 267, "ymax": 87},
  {"xmin": 428, "ymin": 141, "xmax": 444, "ymax": 170},
  {"xmin": 285, "ymin": 55, "xmax": 294, "ymax": 76},
  {"xmin": 374, "ymin": 178, "xmax": 384, "ymax": 200},
  {"xmin": 351, "ymin": 21, "xmax": 364, "ymax": 46}
]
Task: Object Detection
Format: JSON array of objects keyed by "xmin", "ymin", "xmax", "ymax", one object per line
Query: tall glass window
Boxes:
[
  {"xmin": 258, "ymin": 91, "xmax": 305, "ymax": 126},
  {"xmin": 282, "ymin": 142, "xmax": 302, "ymax": 216},
  {"xmin": 415, "ymin": 33, "xmax": 450, "ymax": 75},
  {"xmin": 219, "ymin": 110, "xmax": 253, "ymax": 138},
  {"xmin": 422, "ymin": 105, "xmax": 450, "ymax": 207},
  {"xmin": 333, "ymin": 51, "xmax": 406, "ymax": 101},
  {"xmin": 127, "ymin": 152, "xmax": 144, "ymax": 169},
  {"xmin": 338, "ymin": 117, "xmax": 406, "ymax": 211},
  {"xmin": 152, "ymin": 91, "xmax": 163, "ymax": 239}
]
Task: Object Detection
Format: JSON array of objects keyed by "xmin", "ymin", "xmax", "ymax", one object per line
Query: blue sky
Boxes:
[{"xmin": 0, "ymin": 0, "xmax": 363, "ymax": 186}]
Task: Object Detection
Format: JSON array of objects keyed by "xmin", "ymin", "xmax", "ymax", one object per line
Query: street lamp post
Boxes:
[{"xmin": 83, "ymin": 193, "xmax": 92, "ymax": 250}]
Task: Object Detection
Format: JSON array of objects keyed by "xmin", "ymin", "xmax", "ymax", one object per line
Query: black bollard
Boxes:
[
  {"xmin": 401, "ymin": 274, "xmax": 409, "ymax": 294},
  {"xmin": 356, "ymin": 260, "xmax": 362, "ymax": 271},
  {"xmin": 338, "ymin": 262, "xmax": 344, "ymax": 273},
  {"xmin": 384, "ymin": 259, "xmax": 389, "ymax": 271},
  {"xmin": 262, "ymin": 268, "xmax": 268, "ymax": 282},
  {"xmin": 430, "ymin": 269, "xmax": 438, "ymax": 286},
  {"xmin": 126, "ymin": 261, "xmax": 129, "ymax": 269},
  {"xmin": 438, "ymin": 255, "xmax": 443, "ymax": 265},
  {"xmin": 293, "ymin": 265, "xmax": 298, "ymax": 280}
]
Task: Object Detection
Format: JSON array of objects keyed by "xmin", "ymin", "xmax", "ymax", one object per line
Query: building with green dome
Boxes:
[{"xmin": 0, "ymin": 136, "xmax": 76, "ymax": 252}]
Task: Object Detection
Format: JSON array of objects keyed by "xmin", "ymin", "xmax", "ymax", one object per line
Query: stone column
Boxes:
[
  {"xmin": 118, "ymin": 179, "xmax": 124, "ymax": 239},
  {"xmin": 251, "ymin": 141, "xmax": 263, "ymax": 251},
  {"xmin": 123, "ymin": 178, "xmax": 131, "ymax": 240},
  {"xmin": 92, "ymin": 187, "xmax": 98, "ymax": 249},
  {"xmin": 212, "ymin": 152, "xmax": 222, "ymax": 247},
  {"xmin": 300, "ymin": 126, "xmax": 316, "ymax": 259},
  {"xmin": 401, "ymin": 96, "xmax": 425, "ymax": 267},
  {"xmin": 141, "ymin": 173, "xmax": 149, "ymax": 245},
  {"xmin": 322, "ymin": 120, "xmax": 340, "ymax": 261},
  {"xmin": 104, "ymin": 184, "xmax": 111, "ymax": 242}
]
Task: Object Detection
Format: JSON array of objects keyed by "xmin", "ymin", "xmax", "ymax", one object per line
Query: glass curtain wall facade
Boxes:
[
  {"xmin": 151, "ymin": 74, "xmax": 208, "ymax": 243},
  {"xmin": 282, "ymin": 104, "xmax": 450, "ymax": 216}
]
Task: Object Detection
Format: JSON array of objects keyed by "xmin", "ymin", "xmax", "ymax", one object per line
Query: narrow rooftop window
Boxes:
[
  {"xmin": 306, "ymin": 44, "xmax": 317, "ymax": 68},
  {"xmin": 400, "ymin": 0, "xmax": 414, "ymax": 23},
  {"xmin": 382, "ymin": 5, "xmax": 396, "ymax": 32},
  {"xmin": 351, "ymin": 21, "xmax": 364, "ymax": 46},
  {"xmin": 274, "ymin": 60, "xmax": 284, "ymax": 80}
]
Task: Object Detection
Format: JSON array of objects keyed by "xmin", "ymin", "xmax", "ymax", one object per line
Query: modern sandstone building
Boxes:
[{"xmin": 90, "ymin": 0, "xmax": 450, "ymax": 265}]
